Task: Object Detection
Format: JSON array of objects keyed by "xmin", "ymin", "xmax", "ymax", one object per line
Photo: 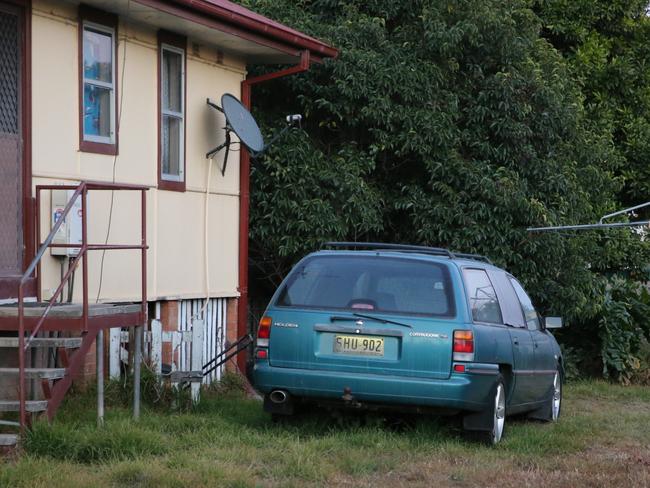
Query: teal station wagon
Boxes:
[{"xmin": 253, "ymin": 242, "xmax": 564, "ymax": 444}]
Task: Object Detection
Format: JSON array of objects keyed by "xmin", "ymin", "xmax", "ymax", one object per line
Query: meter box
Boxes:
[{"xmin": 51, "ymin": 189, "xmax": 84, "ymax": 257}]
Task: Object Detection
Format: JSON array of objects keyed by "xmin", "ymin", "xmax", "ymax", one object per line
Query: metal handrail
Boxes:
[{"xmin": 17, "ymin": 181, "xmax": 149, "ymax": 432}]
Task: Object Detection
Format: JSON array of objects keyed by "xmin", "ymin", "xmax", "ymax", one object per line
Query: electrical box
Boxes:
[{"xmin": 51, "ymin": 189, "xmax": 83, "ymax": 257}]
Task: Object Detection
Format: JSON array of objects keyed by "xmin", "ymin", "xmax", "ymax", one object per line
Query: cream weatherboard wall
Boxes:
[{"xmin": 31, "ymin": 0, "xmax": 243, "ymax": 303}]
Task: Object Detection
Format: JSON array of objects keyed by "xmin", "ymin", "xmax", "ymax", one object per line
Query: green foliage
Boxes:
[
  {"xmin": 239, "ymin": 0, "xmax": 650, "ymax": 381},
  {"xmin": 598, "ymin": 278, "xmax": 650, "ymax": 382}
]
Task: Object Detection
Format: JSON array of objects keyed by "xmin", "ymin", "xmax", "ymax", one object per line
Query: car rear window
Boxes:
[{"xmin": 275, "ymin": 255, "xmax": 455, "ymax": 317}]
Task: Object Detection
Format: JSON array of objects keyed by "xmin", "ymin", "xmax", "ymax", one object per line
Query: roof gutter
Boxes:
[
  {"xmin": 236, "ymin": 50, "xmax": 311, "ymax": 372},
  {"xmin": 168, "ymin": 0, "xmax": 338, "ymax": 60}
]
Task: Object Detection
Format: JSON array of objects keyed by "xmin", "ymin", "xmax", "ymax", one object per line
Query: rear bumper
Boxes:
[{"xmin": 253, "ymin": 363, "xmax": 499, "ymax": 412}]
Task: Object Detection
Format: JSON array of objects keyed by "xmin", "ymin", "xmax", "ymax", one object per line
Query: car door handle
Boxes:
[
  {"xmin": 513, "ymin": 339, "xmax": 519, "ymax": 346},
  {"xmin": 534, "ymin": 342, "xmax": 539, "ymax": 348}
]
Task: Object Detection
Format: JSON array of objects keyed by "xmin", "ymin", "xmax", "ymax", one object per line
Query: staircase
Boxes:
[
  {"xmin": 0, "ymin": 335, "xmax": 81, "ymax": 447},
  {"xmin": 0, "ymin": 181, "xmax": 148, "ymax": 450}
]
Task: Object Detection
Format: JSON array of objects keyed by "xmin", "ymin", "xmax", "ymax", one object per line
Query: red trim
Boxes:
[
  {"xmin": 236, "ymin": 51, "xmax": 311, "ymax": 372},
  {"xmin": 0, "ymin": 0, "xmax": 35, "ymax": 299},
  {"xmin": 157, "ymin": 30, "xmax": 187, "ymax": 192},
  {"xmin": 133, "ymin": 0, "xmax": 336, "ymax": 62},
  {"xmin": 78, "ymin": 5, "xmax": 119, "ymax": 155}
]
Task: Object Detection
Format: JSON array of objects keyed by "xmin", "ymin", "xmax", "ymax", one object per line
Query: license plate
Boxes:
[{"xmin": 334, "ymin": 335, "xmax": 384, "ymax": 357}]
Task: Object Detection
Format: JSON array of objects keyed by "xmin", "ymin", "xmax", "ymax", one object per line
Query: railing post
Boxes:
[
  {"xmin": 18, "ymin": 285, "xmax": 26, "ymax": 432},
  {"xmin": 35, "ymin": 188, "xmax": 41, "ymax": 302},
  {"xmin": 97, "ymin": 329, "xmax": 104, "ymax": 427},
  {"xmin": 134, "ymin": 189, "xmax": 147, "ymax": 420},
  {"xmin": 81, "ymin": 186, "xmax": 88, "ymax": 331}
]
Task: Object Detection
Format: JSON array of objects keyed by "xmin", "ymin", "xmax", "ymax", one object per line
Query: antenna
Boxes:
[{"xmin": 206, "ymin": 93, "xmax": 301, "ymax": 176}]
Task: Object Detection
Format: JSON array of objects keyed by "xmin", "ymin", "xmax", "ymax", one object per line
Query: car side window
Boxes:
[
  {"xmin": 509, "ymin": 277, "xmax": 540, "ymax": 331},
  {"xmin": 463, "ymin": 269, "xmax": 503, "ymax": 324}
]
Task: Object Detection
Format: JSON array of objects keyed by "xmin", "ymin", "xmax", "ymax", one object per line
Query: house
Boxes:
[{"xmin": 0, "ymin": 0, "xmax": 336, "ymax": 444}]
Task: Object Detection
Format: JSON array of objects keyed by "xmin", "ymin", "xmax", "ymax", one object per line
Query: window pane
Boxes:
[
  {"xmin": 162, "ymin": 115, "xmax": 182, "ymax": 177},
  {"xmin": 83, "ymin": 84, "xmax": 111, "ymax": 138},
  {"xmin": 509, "ymin": 278, "xmax": 540, "ymax": 331},
  {"xmin": 276, "ymin": 256, "xmax": 454, "ymax": 317},
  {"xmin": 83, "ymin": 27, "xmax": 112, "ymax": 83},
  {"xmin": 162, "ymin": 49, "xmax": 182, "ymax": 113},
  {"xmin": 463, "ymin": 269, "xmax": 502, "ymax": 324}
]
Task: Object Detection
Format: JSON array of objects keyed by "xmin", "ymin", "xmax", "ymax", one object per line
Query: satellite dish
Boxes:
[
  {"xmin": 206, "ymin": 93, "xmax": 302, "ymax": 176},
  {"xmin": 221, "ymin": 93, "xmax": 265, "ymax": 153}
]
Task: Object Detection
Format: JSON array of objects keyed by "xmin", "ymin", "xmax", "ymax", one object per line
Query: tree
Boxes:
[{"xmin": 241, "ymin": 0, "xmax": 650, "ymax": 381}]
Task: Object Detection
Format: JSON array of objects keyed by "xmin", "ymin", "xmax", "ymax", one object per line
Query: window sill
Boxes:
[
  {"xmin": 80, "ymin": 140, "xmax": 117, "ymax": 156},
  {"xmin": 158, "ymin": 179, "xmax": 186, "ymax": 192}
]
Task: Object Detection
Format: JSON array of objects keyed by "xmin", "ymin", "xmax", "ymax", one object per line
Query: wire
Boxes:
[
  {"xmin": 96, "ymin": 14, "xmax": 128, "ymax": 303},
  {"xmin": 193, "ymin": 155, "xmax": 214, "ymax": 320}
]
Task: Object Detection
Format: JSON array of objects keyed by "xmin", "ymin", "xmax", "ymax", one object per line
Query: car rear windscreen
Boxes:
[{"xmin": 276, "ymin": 255, "xmax": 455, "ymax": 317}]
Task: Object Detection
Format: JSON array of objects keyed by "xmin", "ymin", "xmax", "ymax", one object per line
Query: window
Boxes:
[
  {"xmin": 79, "ymin": 7, "xmax": 117, "ymax": 154},
  {"xmin": 158, "ymin": 32, "xmax": 186, "ymax": 191},
  {"xmin": 463, "ymin": 269, "xmax": 502, "ymax": 324},
  {"xmin": 276, "ymin": 256, "xmax": 455, "ymax": 317},
  {"xmin": 509, "ymin": 277, "xmax": 540, "ymax": 331}
]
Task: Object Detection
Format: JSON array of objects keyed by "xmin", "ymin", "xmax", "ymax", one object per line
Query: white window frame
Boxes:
[
  {"xmin": 81, "ymin": 20, "xmax": 116, "ymax": 145},
  {"xmin": 160, "ymin": 43, "xmax": 185, "ymax": 182}
]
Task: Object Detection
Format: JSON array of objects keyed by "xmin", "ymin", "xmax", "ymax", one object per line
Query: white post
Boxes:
[
  {"xmin": 191, "ymin": 319, "xmax": 204, "ymax": 403},
  {"xmin": 151, "ymin": 319, "xmax": 163, "ymax": 377},
  {"xmin": 109, "ymin": 328, "xmax": 121, "ymax": 380}
]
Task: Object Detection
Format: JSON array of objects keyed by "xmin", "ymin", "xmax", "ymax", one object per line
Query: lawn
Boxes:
[{"xmin": 1, "ymin": 379, "xmax": 649, "ymax": 488}]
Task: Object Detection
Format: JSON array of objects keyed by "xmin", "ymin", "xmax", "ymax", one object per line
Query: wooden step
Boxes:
[
  {"xmin": 0, "ymin": 400, "xmax": 47, "ymax": 412},
  {"xmin": 0, "ymin": 368, "xmax": 65, "ymax": 380},
  {"xmin": 0, "ymin": 337, "xmax": 82, "ymax": 348},
  {"xmin": 0, "ymin": 434, "xmax": 18, "ymax": 447}
]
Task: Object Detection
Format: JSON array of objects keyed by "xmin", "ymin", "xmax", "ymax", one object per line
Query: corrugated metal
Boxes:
[{"xmin": 177, "ymin": 298, "xmax": 226, "ymax": 384}]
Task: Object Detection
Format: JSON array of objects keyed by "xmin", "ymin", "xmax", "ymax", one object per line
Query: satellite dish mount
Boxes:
[{"xmin": 206, "ymin": 93, "xmax": 301, "ymax": 176}]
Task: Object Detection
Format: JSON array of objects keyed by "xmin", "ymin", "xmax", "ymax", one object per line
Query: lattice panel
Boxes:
[{"xmin": 0, "ymin": 9, "xmax": 22, "ymax": 275}]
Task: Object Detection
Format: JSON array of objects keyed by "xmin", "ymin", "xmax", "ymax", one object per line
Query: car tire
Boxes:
[
  {"xmin": 468, "ymin": 375, "xmax": 506, "ymax": 445},
  {"xmin": 485, "ymin": 377, "xmax": 506, "ymax": 445},
  {"xmin": 528, "ymin": 366, "xmax": 562, "ymax": 422}
]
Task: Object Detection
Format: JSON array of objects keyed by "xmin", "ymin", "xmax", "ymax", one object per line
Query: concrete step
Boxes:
[
  {"xmin": 0, "ymin": 419, "xmax": 20, "ymax": 427},
  {"xmin": 0, "ymin": 368, "xmax": 65, "ymax": 380},
  {"xmin": 0, "ymin": 434, "xmax": 18, "ymax": 446},
  {"xmin": 0, "ymin": 337, "xmax": 82, "ymax": 348},
  {"xmin": 0, "ymin": 400, "xmax": 47, "ymax": 412}
]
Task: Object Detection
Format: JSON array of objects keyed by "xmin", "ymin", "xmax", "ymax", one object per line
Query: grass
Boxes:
[{"xmin": 1, "ymin": 379, "xmax": 649, "ymax": 487}]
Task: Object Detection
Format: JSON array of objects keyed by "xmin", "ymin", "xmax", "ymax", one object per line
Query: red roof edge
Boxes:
[{"xmin": 170, "ymin": 0, "xmax": 338, "ymax": 60}]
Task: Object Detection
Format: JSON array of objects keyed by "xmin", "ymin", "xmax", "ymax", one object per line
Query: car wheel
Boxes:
[
  {"xmin": 527, "ymin": 366, "xmax": 562, "ymax": 422},
  {"xmin": 490, "ymin": 380, "xmax": 506, "ymax": 444},
  {"xmin": 475, "ymin": 377, "xmax": 506, "ymax": 445},
  {"xmin": 551, "ymin": 368, "xmax": 562, "ymax": 421}
]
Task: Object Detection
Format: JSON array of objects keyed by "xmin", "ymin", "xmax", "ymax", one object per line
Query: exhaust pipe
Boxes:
[{"xmin": 269, "ymin": 389, "xmax": 288, "ymax": 404}]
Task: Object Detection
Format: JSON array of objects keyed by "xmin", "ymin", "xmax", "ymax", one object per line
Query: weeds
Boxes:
[{"xmin": 1, "ymin": 380, "xmax": 649, "ymax": 487}]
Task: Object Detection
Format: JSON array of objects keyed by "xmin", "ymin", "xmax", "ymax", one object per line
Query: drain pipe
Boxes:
[{"xmin": 236, "ymin": 51, "xmax": 311, "ymax": 372}]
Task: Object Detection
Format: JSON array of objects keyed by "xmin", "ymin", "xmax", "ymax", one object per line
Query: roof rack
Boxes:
[
  {"xmin": 322, "ymin": 242, "xmax": 453, "ymax": 258},
  {"xmin": 451, "ymin": 252, "xmax": 494, "ymax": 265},
  {"xmin": 321, "ymin": 242, "xmax": 494, "ymax": 265}
]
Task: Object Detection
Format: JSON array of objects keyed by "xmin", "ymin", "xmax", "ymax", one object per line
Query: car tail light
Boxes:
[
  {"xmin": 453, "ymin": 364, "xmax": 466, "ymax": 373},
  {"xmin": 257, "ymin": 316, "xmax": 271, "ymax": 347},
  {"xmin": 453, "ymin": 330, "xmax": 474, "ymax": 361},
  {"xmin": 255, "ymin": 349, "xmax": 268, "ymax": 360}
]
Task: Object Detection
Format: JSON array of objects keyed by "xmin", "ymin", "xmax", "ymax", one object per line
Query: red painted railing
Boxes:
[{"xmin": 17, "ymin": 181, "xmax": 148, "ymax": 431}]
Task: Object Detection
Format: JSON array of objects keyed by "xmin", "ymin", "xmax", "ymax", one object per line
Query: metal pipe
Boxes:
[
  {"xmin": 81, "ymin": 188, "xmax": 88, "ymax": 331},
  {"xmin": 599, "ymin": 201, "xmax": 650, "ymax": 224},
  {"xmin": 97, "ymin": 329, "xmax": 104, "ymax": 427},
  {"xmin": 18, "ymin": 285, "xmax": 26, "ymax": 431},
  {"xmin": 133, "ymin": 325, "xmax": 142, "ymax": 420},
  {"xmin": 236, "ymin": 50, "xmax": 311, "ymax": 372},
  {"xmin": 527, "ymin": 221, "xmax": 650, "ymax": 232}
]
